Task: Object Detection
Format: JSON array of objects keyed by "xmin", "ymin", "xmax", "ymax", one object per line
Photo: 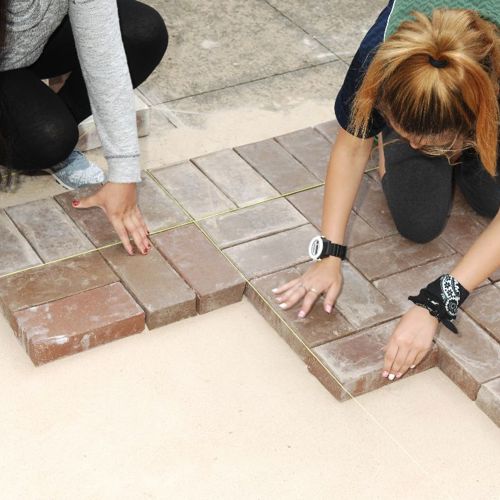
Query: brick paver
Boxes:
[
  {"xmin": 0, "ymin": 210, "xmax": 41, "ymax": 276},
  {"xmin": 6, "ymin": 198, "xmax": 93, "ymax": 262},
  {"xmin": 462, "ymin": 285, "xmax": 500, "ymax": 343},
  {"xmin": 275, "ymin": 128, "xmax": 331, "ymax": 181},
  {"xmin": 152, "ymin": 161, "xmax": 236, "ymax": 218},
  {"xmin": 13, "ymin": 282, "xmax": 145, "ymax": 365},
  {"xmin": 200, "ymin": 198, "xmax": 307, "ymax": 248},
  {"xmin": 476, "ymin": 378, "xmax": 500, "ymax": 427},
  {"xmin": 235, "ymin": 139, "xmax": 319, "ymax": 193},
  {"xmin": 153, "ymin": 225, "xmax": 246, "ymax": 314},
  {"xmin": 100, "ymin": 245, "xmax": 196, "ymax": 329},
  {"xmin": 192, "ymin": 149, "xmax": 279, "ymax": 207}
]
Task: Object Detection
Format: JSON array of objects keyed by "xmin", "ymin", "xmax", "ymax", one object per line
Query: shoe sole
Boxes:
[{"xmin": 43, "ymin": 168, "xmax": 105, "ymax": 191}]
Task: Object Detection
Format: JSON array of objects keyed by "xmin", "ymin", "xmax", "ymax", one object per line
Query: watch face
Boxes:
[{"xmin": 309, "ymin": 236, "xmax": 324, "ymax": 260}]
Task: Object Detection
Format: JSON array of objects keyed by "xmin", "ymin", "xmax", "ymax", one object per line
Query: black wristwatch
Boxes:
[{"xmin": 308, "ymin": 236, "xmax": 347, "ymax": 261}]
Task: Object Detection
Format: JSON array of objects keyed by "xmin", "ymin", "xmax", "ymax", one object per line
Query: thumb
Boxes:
[{"xmin": 72, "ymin": 194, "xmax": 100, "ymax": 209}]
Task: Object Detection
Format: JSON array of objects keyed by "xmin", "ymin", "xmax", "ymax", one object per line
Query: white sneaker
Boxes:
[{"xmin": 48, "ymin": 150, "xmax": 106, "ymax": 190}]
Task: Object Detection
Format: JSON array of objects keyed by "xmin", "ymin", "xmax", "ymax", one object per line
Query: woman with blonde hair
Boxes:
[{"xmin": 274, "ymin": 1, "xmax": 500, "ymax": 382}]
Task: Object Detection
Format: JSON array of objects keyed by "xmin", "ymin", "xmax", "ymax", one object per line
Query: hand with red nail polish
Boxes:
[{"xmin": 73, "ymin": 182, "xmax": 150, "ymax": 256}]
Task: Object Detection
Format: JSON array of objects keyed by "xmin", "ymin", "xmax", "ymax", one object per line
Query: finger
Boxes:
[
  {"xmin": 111, "ymin": 218, "xmax": 134, "ymax": 255},
  {"xmin": 278, "ymin": 286, "xmax": 306, "ymax": 311},
  {"xmin": 298, "ymin": 289, "xmax": 321, "ymax": 318},
  {"xmin": 125, "ymin": 218, "xmax": 148, "ymax": 255},
  {"xmin": 411, "ymin": 348, "xmax": 431, "ymax": 369},
  {"xmin": 273, "ymin": 278, "xmax": 300, "ymax": 295},
  {"xmin": 131, "ymin": 213, "xmax": 150, "ymax": 253},
  {"xmin": 276, "ymin": 282, "xmax": 304, "ymax": 304},
  {"xmin": 323, "ymin": 284, "xmax": 340, "ymax": 314},
  {"xmin": 389, "ymin": 343, "xmax": 410, "ymax": 381},
  {"xmin": 396, "ymin": 348, "xmax": 419, "ymax": 379},
  {"xmin": 383, "ymin": 341, "xmax": 399, "ymax": 379},
  {"xmin": 134, "ymin": 207, "xmax": 150, "ymax": 235}
]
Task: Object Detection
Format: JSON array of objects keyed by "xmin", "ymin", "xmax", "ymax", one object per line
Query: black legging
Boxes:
[
  {"xmin": 0, "ymin": 0, "xmax": 168, "ymax": 172},
  {"xmin": 381, "ymin": 128, "xmax": 500, "ymax": 243}
]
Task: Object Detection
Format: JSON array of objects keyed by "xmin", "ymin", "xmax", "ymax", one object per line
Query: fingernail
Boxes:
[
  {"xmin": 272, "ymin": 288, "xmax": 278, "ymax": 293},
  {"xmin": 72, "ymin": 199, "xmax": 80, "ymax": 207},
  {"xmin": 388, "ymin": 374, "xmax": 395, "ymax": 381},
  {"xmin": 298, "ymin": 311, "xmax": 305, "ymax": 318},
  {"xmin": 382, "ymin": 371, "xmax": 389, "ymax": 378},
  {"xmin": 410, "ymin": 365, "xmax": 416, "ymax": 369},
  {"xmin": 279, "ymin": 303, "xmax": 287, "ymax": 309},
  {"xmin": 325, "ymin": 305, "xmax": 332, "ymax": 314},
  {"xmin": 276, "ymin": 297, "xmax": 282, "ymax": 303},
  {"xmin": 396, "ymin": 372, "xmax": 403, "ymax": 379}
]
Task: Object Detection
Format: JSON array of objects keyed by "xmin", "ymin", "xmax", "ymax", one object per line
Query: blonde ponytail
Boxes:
[{"xmin": 351, "ymin": 9, "xmax": 500, "ymax": 176}]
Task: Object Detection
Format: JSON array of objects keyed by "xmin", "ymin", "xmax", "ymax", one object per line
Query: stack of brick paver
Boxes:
[{"xmin": 0, "ymin": 121, "xmax": 498, "ymax": 427}]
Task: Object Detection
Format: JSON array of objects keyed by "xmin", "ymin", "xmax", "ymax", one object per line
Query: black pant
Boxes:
[
  {"xmin": 0, "ymin": 0, "xmax": 168, "ymax": 172},
  {"xmin": 381, "ymin": 128, "xmax": 500, "ymax": 243}
]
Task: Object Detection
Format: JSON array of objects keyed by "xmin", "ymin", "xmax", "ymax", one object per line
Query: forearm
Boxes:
[
  {"xmin": 451, "ymin": 210, "xmax": 500, "ymax": 291},
  {"xmin": 321, "ymin": 129, "xmax": 374, "ymax": 244}
]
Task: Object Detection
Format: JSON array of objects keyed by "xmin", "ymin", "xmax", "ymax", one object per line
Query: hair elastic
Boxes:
[{"xmin": 429, "ymin": 56, "xmax": 449, "ymax": 68}]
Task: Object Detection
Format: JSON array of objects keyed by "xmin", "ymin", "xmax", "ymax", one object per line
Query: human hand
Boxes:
[
  {"xmin": 383, "ymin": 306, "xmax": 438, "ymax": 381},
  {"xmin": 272, "ymin": 258, "xmax": 343, "ymax": 318},
  {"xmin": 73, "ymin": 182, "xmax": 150, "ymax": 256}
]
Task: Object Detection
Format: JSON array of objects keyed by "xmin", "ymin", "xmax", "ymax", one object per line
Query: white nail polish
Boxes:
[
  {"xmin": 298, "ymin": 311, "xmax": 305, "ymax": 318},
  {"xmin": 272, "ymin": 288, "xmax": 278, "ymax": 293},
  {"xmin": 410, "ymin": 365, "xmax": 416, "ymax": 369},
  {"xmin": 279, "ymin": 303, "xmax": 287, "ymax": 309},
  {"xmin": 388, "ymin": 373, "xmax": 395, "ymax": 381}
]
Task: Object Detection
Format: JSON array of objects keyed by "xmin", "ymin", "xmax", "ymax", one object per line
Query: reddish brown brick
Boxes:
[
  {"xmin": 55, "ymin": 178, "xmax": 189, "ymax": 246},
  {"xmin": 248, "ymin": 266, "xmax": 355, "ymax": 348},
  {"xmin": 334, "ymin": 262, "xmax": 401, "ymax": 330},
  {"xmin": 151, "ymin": 161, "xmax": 235, "ymax": 218},
  {"xmin": 224, "ymin": 224, "xmax": 317, "ymax": 279},
  {"xmin": 436, "ymin": 314, "xmax": 500, "ymax": 400},
  {"xmin": 192, "ymin": 149, "xmax": 278, "ymax": 207},
  {"xmin": 13, "ymin": 282, "xmax": 145, "ymax": 366},
  {"xmin": 441, "ymin": 213, "xmax": 486, "ymax": 255},
  {"xmin": 287, "ymin": 186, "xmax": 380, "ymax": 246},
  {"xmin": 275, "ymin": 128, "xmax": 332, "ymax": 181},
  {"xmin": 235, "ymin": 139, "xmax": 319, "ymax": 193},
  {"xmin": 0, "ymin": 252, "xmax": 117, "ymax": 332},
  {"xmin": 313, "ymin": 320, "xmax": 439, "ymax": 401},
  {"xmin": 0, "ymin": 210, "xmax": 41, "ymax": 276},
  {"xmin": 152, "ymin": 225, "xmax": 245, "ymax": 314},
  {"xmin": 314, "ymin": 121, "xmax": 340, "ymax": 143},
  {"xmin": 6, "ymin": 198, "xmax": 93, "ymax": 262},
  {"xmin": 199, "ymin": 198, "xmax": 307, "ymax": 248},
  {"xmin": 349, "ymin": 234, "xmax": 454, "ymax": 281},
  {"xmin": 100, "ymin": 245, "xmax": 196, "ymax": 329},
  {"xmin": 373, "ymin": 255, "xmax": 464, "ymax": 314},
  {"xmin": 353, "ymin": 175, "xmax": 398, "ymax": 237},
  {"xmin": 476, "ymin": 378, "xmax": 500, "ymax": 427},
  {"xmin": 462, "ymin": 285, "xmax": 500, "ymax": 342}
]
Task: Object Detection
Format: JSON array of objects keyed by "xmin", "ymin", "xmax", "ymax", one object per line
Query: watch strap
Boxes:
[{"xmin": 323, "ymin": 239, "xmax": 347, "ymax": 260}]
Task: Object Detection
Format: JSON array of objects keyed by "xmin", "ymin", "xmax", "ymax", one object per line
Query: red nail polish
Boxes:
[{"xmin": 72, "ymin": 199, "xmax": 80, "ymax": 207}]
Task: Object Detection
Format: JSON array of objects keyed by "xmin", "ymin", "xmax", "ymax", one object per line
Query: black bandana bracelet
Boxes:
[{"xmin": 408, "ymin": 274, "xmax": 470, "ymax": 334}]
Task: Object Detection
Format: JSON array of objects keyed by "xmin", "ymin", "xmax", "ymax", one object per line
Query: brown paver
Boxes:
[
  {"xmin": 100, "ymin": 245, "xmax": 196, "ymax": 329},
  {"xmin": 353, "ymin": 175, "xmax": 398, "ymax": 237},
  {"xmin": 476, "ymin": 378, "xmax": 500, "ymax": 427},
  {"xmin": 0, "ymin": 252, "xmax": 117, "ymax": 331},
  {"xmin": 235, "ymin": 139, "xmax": 319, "ymax": 193},
  {"xmin": 55, "ymin": 185, "xmax": 116, "ymax": 247},
  {"xmin": 224, "ymin": 224, "xmax": 317, "ymax": 279},
  {"xmin": 275, "ymin": 128, "xmax": 331, "ymax": 181},
  {"xmin": 192, "ymin": 149, "xmax": 279, "ymax": 207},
  {"xmin": 151, "ymin": 161, "xmax": 236, "ymax": 218},
  {"xmin": 6, "ymin": 198, "xmax": 93, "ymax": 262},
  {"xmin": 348, "ymin": 234, "xmax": 454, "ymax": 281},
  {"xmin": 199, "ymin": 198, "xmax": 307, "ymax": 248},
  {"xmin": 441, "ymin": 213, "xmax": 486, "ymax": 255},
  {"xmin": 436, "ymin": 314, "xmax": 500, "ymax": 400},
  {"xmin": 153, "ymin": 225, "xmax": 246, "ymax": 314},
  {"xmin": 314, "ymin": 120, "xmax": 340, "ymax": 143},
  {"xmin": 248, "ymin": 266, "xmax": 355, "ymax": 347},
  {"xmin": 462, "ymin": 285, "xmax": 500, "ymax": 343},
  {"xmin": 287, "ymin": 186, "xmax": 380, "ymax": 247},
  {"xmin": 313, "ymin": 320, "xmax": 439, "ymax": 401},
  {"xmin": 0, "ymin": 210, "xmax": 41, "ymax": 276},
  {"xmin": 334, "ymin": 262, "xmax": 401, "ymax": 330},
  {"xmin": 56, "ymin": 178, "xmax": 189, "ymax": 247},
  {"xmin": 13, "ymin": 282, "xmax": 145, "ymax": 366}
]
